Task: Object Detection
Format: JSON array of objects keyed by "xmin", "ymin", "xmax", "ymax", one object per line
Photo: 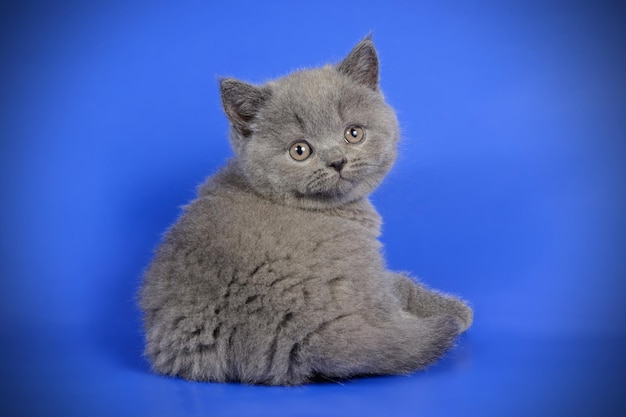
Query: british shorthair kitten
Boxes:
[{"xmin": 140, "ymin": 37, "xmax": 472, "ymax": 385}]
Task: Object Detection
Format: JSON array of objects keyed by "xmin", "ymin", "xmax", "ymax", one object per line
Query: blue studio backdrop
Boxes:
[{"xmin": 1, "ymin": 1, "xmax": 625, "ymax": 416}]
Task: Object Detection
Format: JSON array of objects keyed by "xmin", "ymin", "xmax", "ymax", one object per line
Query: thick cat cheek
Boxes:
[{"xmin": 369, "ymin": 139, "xmax": 396, "ymax": 165}]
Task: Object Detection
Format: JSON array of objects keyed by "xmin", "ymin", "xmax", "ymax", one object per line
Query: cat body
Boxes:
[{"xmin": 140, "ymin": 38, "xmax": 472, "ymax": 385}]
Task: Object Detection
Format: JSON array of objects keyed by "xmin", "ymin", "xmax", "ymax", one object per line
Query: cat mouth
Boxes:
[
  {"xmin": 305, "ymin": 173, "xmax": 356, "ymax": 199},
  {"xmin": 298, "ymin": 165, "xmax": 372, "ymax": 201}
]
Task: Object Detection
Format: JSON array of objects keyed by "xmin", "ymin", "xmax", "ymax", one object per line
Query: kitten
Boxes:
[{"xmin": 139, "ymin": 37, "xmax": 472, "ymax": 386}]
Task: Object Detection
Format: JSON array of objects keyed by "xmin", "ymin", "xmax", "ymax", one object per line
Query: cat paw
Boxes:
[
  {"xmin": 416, "ymin": 289, "xmax": 473, "ymax": 333},
  {"xmin": 448, "ymin": 297, "xmax": 473, "ymax": 332}
]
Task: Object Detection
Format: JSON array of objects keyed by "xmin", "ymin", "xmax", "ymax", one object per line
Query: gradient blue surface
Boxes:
[{"xmin": 1, "ymin": 1, "xmax": 625, "ymax": 416}]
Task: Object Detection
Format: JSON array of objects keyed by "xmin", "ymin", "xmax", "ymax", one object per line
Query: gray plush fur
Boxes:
[{"xmin": 139, "ymin": 37, "xmax": 472, "ymax": 385}]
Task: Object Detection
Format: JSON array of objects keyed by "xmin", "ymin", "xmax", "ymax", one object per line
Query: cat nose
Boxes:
[{"xmin": 328, "ymin": 157, "xmax": 347, "ymax": 172}]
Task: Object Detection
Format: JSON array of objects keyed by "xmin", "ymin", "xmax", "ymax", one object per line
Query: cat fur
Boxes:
[{"xmin": 139, "ymin": 37, "xmax": 473, "ymax": 385}]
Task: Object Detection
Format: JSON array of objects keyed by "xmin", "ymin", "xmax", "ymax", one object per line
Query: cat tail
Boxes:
[{"xmin": 302, "ymin": 311, "xmax": 462, "ymax": 380}]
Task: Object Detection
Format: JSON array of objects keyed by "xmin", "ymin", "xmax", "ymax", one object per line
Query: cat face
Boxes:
[{"xmin": 219, "ymin": 38, "xmax": 399, "ymax": 209}]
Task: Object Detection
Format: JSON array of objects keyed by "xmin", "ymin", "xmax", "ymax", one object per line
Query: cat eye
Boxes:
[
  {"xmin": 289, "ymin": 141, "xmax": 312, "ymax": 161},
  {"xmin": 344, "ymin": 125, "xmax": 365, "ymax": 144}
]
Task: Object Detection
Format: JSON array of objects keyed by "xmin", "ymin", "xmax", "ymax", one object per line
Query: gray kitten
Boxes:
[{"xmin": 139, "ymin": 38, "xmax": 472, "ymax": 386}]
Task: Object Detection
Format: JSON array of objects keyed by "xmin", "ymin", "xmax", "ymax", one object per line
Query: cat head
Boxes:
[{"xmin": 219, "ymin": 37, "xmax": 399, "ymax": 209}]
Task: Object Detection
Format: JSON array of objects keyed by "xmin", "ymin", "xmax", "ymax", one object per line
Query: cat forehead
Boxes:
[
  {"xmin": 269, "ymin": 67, "xmax": 354, "ymax": 103},
  {"xmin": 264, "ymin": 67, "xmax": 376, "ymax": 120}
]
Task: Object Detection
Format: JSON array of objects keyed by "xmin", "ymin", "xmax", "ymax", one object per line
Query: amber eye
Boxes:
[
  {"xmin": 344, "ymin": 125, "xmax": 365, "ymax": 144},
  {"xmin": 289, "ymin": 141, "xmax": 312, "ymax": 161}
]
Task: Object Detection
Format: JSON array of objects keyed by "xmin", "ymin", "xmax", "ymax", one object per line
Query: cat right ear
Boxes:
[
  {"xmin": 219, "ymin": 78, "xmax": 270, "ymax": 137},
  {"xmin": 336, "ymin": 36, "xmax": 379, "ymax": 90}
]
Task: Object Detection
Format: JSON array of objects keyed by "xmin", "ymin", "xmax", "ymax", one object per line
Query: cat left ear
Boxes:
[
  {"xmin": 336, "ymin": 36, "xmax": 379, "ymax": 90},
  {"xmin": 219, "ymin": 78, "xmax": 271, "ymax": 137}
]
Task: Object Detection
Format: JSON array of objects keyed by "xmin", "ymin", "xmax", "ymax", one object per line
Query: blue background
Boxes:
[{"xmin": 1, "ymin": 0, "xmax": 625, "ymax": 416}]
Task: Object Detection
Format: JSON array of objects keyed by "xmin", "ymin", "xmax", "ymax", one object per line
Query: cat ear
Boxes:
[
  {"xmin": 336, "ymin": 36, "xmax": 379, "ymax": 90},
  {"xmin": 219, "ymin": 78, "xmax": 271, "ymax": 137}
]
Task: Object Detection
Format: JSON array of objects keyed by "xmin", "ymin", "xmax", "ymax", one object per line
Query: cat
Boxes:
[{"xmin": 139, "ymin": 37, "xmax": 473, "ymax": 386}]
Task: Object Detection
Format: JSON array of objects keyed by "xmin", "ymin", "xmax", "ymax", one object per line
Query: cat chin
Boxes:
[
  {"xmin": 290, "ymin": 182, "xmax": 372, "ymax": 210},
  {"xmin": 306, "ymin": 175, "xmax": 354, "ymax": 197}
]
